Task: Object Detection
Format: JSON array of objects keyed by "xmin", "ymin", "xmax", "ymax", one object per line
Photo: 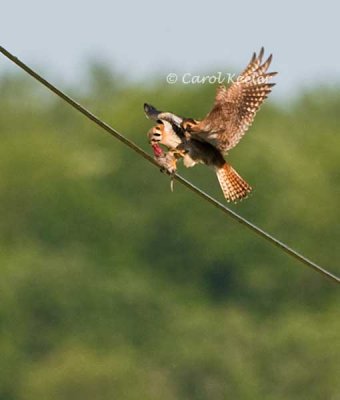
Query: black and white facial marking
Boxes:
[{"xmin": 148, "ymin": 125, "xmax": 162, "ymax": 144}]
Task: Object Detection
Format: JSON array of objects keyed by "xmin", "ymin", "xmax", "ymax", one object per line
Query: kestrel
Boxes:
[{"xmin": 145, "ymin": 48, "xmax": 277, "ymax": 202}]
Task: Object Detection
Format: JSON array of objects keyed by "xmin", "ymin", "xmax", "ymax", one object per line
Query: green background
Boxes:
[{"xmin": 0, "ymin": 66, "xmax": 339, "ymax": 399}]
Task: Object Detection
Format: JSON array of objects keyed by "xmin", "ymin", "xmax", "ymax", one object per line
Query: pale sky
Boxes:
[{"xmin": 2, "ymin": 0, "xmax": 340, "ymax": 98}]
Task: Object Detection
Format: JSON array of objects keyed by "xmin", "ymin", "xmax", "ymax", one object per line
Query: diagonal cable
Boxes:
[{"xmin": 0, "ymin": 45, "xmax": 338, "ymax": 285}]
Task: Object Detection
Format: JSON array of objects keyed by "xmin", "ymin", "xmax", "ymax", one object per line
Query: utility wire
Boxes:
[{"xmin": 0, "ymin": 45, "xmax": 339, "ymax": 285}]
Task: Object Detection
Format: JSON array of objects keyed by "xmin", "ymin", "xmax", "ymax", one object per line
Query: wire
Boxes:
[{"xmin": 0, "ymin": 45, "xmax": 339, "ymax": 285}]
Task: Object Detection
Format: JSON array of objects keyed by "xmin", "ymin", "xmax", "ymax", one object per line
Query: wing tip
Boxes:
[
  {"xmin": 258, "ymin": 46, "xmax": 265, "ymax": 61},
  {"xmin": 266, "ymin": 53, "xmax": 273, "ymax": 65}
]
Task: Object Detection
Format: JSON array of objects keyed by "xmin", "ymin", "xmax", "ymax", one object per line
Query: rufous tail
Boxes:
[{"xmin": 216, "ymin": 163, "xmax": 252, "ymax": 202}]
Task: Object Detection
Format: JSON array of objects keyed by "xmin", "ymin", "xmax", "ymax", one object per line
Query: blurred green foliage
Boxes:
[{"xmin": 0, "ymin": 67, "xmax": 339, "ymax": 400}]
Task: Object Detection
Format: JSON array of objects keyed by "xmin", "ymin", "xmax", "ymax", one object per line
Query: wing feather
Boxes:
[{"xmin": 191, "ymin": 49, "xmax": 277, "ymax": 153}]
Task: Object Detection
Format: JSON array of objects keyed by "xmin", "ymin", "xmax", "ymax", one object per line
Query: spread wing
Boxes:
[{"xmin": 191, "ymin": 48, "xmax": 277, "ymax": 153}]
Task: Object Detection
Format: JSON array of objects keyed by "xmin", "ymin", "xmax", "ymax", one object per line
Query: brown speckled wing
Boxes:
[{"xmin": 192, "ymin": 48, "xmax": 277, "ymax": 153}]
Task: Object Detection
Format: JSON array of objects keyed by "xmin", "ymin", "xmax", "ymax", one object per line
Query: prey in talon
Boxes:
[
  {"xmin": 144, "ymin": 48, "xmax": 277, "ymax": 202},
  {"xmin": 150, "ymin": 142, "xmax": 182, "ymax": 191}
]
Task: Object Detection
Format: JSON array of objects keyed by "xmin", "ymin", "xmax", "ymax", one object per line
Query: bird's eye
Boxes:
[{"xmin": 153, "ymin": 133, "xmax": 161, "ymax": 137}]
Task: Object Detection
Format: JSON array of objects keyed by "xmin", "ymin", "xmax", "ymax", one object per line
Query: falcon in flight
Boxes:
[{"xmin": 145, "ymin": 48, "xmax": 277, "ymax": 202}]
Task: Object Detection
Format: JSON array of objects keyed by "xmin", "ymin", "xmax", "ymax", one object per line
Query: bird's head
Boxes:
[
  {"xmin": 181, "ymin": 118, "xmax": 198, "ymax": 132},
  {"xmin": 148, "ymin": 120, "xmax": 182, "ymax": 149},
  {"xmin": 147, "ymin": 124, "xmax": 164, "ymax": 145}
]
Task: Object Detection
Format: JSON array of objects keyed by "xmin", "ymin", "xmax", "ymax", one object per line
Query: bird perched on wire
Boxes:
[{"xmin": 145, "ymin": 47, "xmax": 277, "ymax": 202}]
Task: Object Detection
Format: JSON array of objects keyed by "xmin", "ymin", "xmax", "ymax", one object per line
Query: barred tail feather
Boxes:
[{"xmin": 216, "ymin": 163, "xmax": 252, "ymax": 202}]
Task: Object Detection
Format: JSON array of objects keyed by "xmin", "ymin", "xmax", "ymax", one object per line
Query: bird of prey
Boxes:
[{"xmin": 145, "ymin": 48, "xmax": 277, "ymax": 202}]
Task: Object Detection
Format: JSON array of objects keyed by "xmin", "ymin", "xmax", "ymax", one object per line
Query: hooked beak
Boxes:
[{"xmin": 148, "ymin": 135, "xmax": 156, "ymax": 145}]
